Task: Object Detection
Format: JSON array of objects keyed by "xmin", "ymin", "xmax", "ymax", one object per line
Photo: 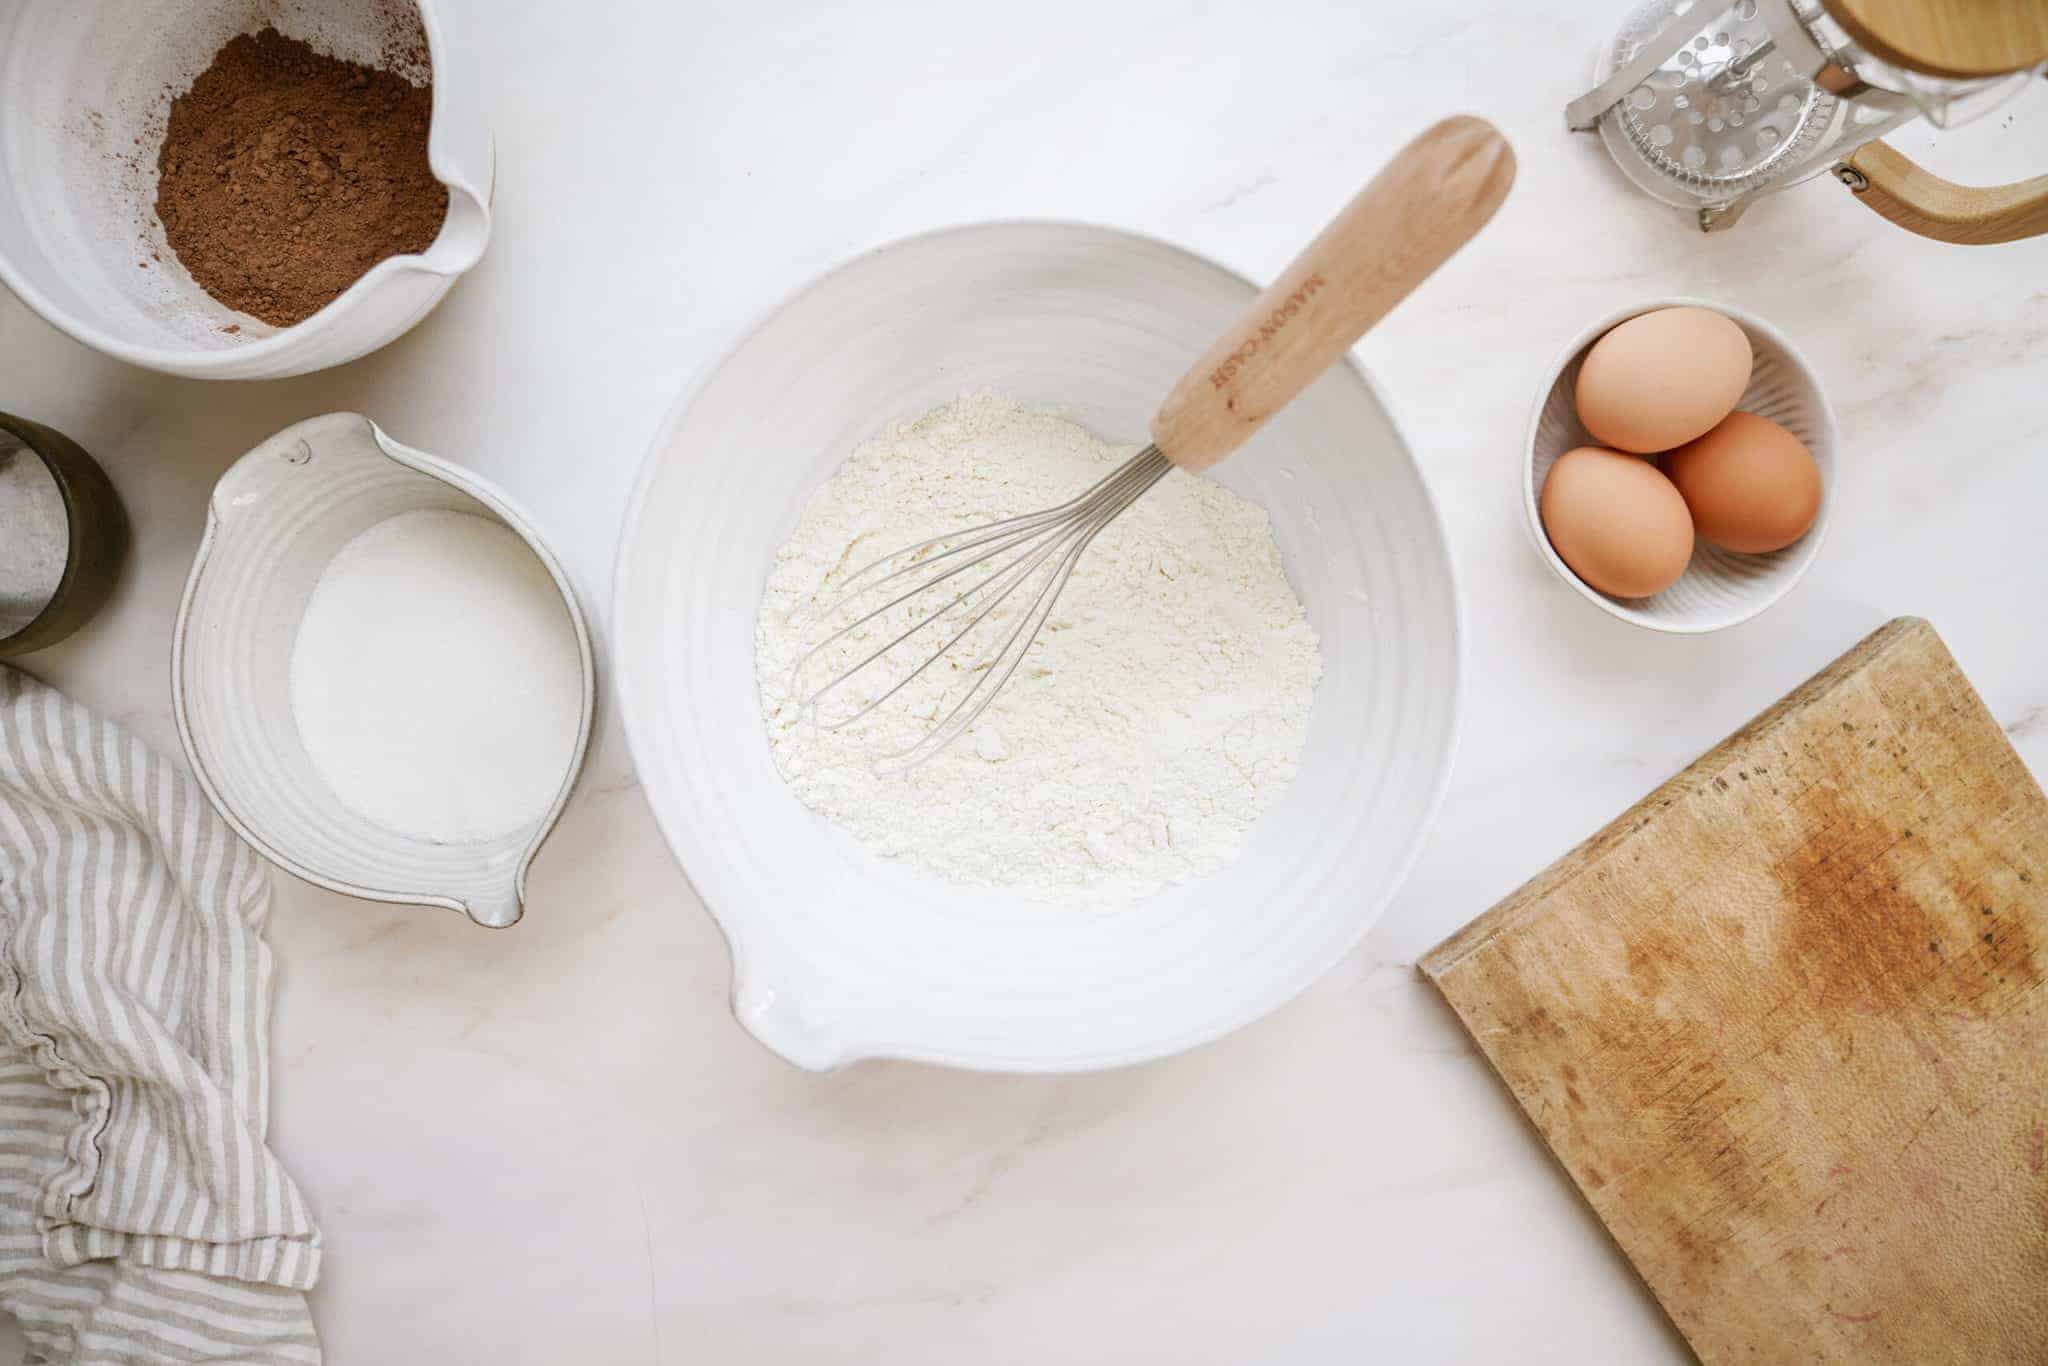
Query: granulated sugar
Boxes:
[
  {"xmin": 755, "ymin": 393, "xmax": 1323, "ymax": 906},
  {"xmin": 291, "ymin": 510, "xmax": 581, "ymax": 844}
]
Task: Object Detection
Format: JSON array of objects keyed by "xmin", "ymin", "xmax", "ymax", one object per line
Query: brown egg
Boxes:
[
  {"xmin": 1663, "ymin": 411, "xmax": 1821, "ymax": 554},
  {"xmin": 1540, "ymin": 447, "xmax": 1695, "ymax": 599},
  {"xmin": 1574, "ymin": 307, "xmax": 1753, "ymax": 454}
]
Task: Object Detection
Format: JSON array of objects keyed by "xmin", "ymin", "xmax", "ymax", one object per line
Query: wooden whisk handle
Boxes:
[{"xmin": 1150, "ymin": 115, "xmax": 1515, "ymax": 473}]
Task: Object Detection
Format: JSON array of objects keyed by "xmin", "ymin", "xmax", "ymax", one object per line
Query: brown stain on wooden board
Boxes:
[{"xmin": 1422, "ymin": 619, "xmax": 2048, "ymax": 1364}]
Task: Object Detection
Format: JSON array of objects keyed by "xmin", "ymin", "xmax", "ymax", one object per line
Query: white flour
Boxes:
[
  {"xmin": 755, "ymin": 393, "xmax": 1323, "ymax": 905},
  {"xmin": 291, "ymin": 509, "xmax": 582, "ymax": 844}
]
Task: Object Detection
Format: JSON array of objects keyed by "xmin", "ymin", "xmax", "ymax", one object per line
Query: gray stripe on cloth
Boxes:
[{"xmin": 0, "ymin": 667, "xmax": 321, "ymax": 1362}]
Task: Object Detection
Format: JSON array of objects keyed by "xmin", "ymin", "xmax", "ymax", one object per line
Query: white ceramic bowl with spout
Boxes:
[
  {"xmin": 0, "ymin": 0, "xmax": 491, "ymax": 380},
  {"xmin": 176, "ymin": 414, "xmax": 593, "ymax": 928},
  {"xmin": 615, "ymin": 221, "xmax": 1464, "ymax": 1073}
]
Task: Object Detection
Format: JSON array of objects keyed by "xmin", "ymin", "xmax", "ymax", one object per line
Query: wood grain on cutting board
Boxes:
[{"xmin": 1422, "ymin": 618, "xmax": 2046, "ymax": 1364}]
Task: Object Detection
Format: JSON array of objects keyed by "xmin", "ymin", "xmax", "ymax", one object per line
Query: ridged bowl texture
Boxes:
[
  {"xmin": 176, "ymin": 414, "xmax": 593, "ymax": 928},
  {"xmin": 1525, "ymin": 298, "xmax": 1836, "ymax": 633}
]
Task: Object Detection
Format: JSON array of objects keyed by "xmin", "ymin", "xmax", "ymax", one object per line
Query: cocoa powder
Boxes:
[{"xmin": 155, "ymin": 28, "xmax": 447, "ymax": 329}]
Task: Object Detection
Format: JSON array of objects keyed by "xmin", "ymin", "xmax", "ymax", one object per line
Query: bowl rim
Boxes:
[
  {"xmin": 0, "ymin": 0, "xmax": 489, "ymax": 378},
  {"xmin": 172, "ymin": 412, "xmax": 596, "ymax": 928},
  {"xmin": 611, "ymin": 215, "xmax": 1468, "ymax": 1072},
  {"xmin": 1521, "ymin": 295, "xmax": 1838, "ymax": 635}
]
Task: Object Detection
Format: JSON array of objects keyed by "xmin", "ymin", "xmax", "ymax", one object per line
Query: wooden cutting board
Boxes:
[{"xmin": 1422, "ymin": 617, "xmax": 2047, "ymax": 1363}]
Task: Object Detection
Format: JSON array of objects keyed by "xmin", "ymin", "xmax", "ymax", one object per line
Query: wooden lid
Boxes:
[{"xmin": 1823, "ymin": 0, "xmax": 2048, "ymax": 78}]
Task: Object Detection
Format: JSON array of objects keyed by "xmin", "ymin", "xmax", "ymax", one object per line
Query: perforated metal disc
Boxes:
[{"xmin": 1596, "ymin": 0, "xmax": 1838, "ymax": 206}]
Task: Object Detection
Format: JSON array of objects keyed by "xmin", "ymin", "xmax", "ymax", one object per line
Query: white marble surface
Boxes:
[{"xmin": 4, "ymin": 1, "xmax": 2047, "ymax": 1360}]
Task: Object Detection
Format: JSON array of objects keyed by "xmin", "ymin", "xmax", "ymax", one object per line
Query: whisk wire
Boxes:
[
  {"xmin": 791, "ymin": 445, "xmax": 1171, "ymax": 767},
  {"xmin": 788, "ymin": 455, "xmax": 1168, "ymax": 708},
  {"xmin": 819, "ymin": 446, "xmax": 1165, "ymax": 610},
  {"xmin": 794, "ymin": 514, "xmax": 1062, "ymax": 718},
  {"xmin": 875, "ymin": 451, "xmax": 1167, "ymax": 770},
  {"xmin": 810, "ymin": 503, "xmax": 1101, "ymax": 732}
]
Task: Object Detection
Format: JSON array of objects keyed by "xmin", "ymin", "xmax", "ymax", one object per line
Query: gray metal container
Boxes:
[{"xmin": 0, "ymin": 413, "xmax": 126, "ymax": 657}]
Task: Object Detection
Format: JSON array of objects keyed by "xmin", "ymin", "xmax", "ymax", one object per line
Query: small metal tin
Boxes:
[{"xmin": 0, "ymin": 413, "xmax": 127, "ymax": 658}]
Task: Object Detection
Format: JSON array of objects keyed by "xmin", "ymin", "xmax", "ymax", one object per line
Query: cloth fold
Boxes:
[{"xmin": 0, "ymin": 667, "xmax": 321, "ymax": 1363}]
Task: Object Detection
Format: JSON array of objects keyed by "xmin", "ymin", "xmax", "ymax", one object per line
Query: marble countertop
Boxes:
[{"xmin": 5, "ymin": 2, "xmax": 2047, "ymax": 1360}]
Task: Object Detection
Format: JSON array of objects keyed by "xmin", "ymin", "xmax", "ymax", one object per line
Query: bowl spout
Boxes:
[
  {"xmin": 734, "ymin": 974, "xmax": 853, "ymax": 1072},
  {"xmin": 459, "ymin": 882, "xmax": 525, "ymax": 930},
  {"xmin": 413, "ymin": 176, "xmax": 492, "ymax": 280}
]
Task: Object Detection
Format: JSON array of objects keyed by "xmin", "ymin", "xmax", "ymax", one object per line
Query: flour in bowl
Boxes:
[{"xmin": 756, "ymin": 394, "xmax": 1322, "ymax": 905}]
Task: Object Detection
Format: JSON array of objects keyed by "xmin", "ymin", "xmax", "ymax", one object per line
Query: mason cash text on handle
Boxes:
[{"xmin": 1207, "ymin": 273, "xmax": 1328, "ymax": 392}]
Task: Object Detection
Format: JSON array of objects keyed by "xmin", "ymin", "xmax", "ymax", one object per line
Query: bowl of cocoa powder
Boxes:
[{"xmin": 0, "ymin": 0, "xmax": 492, "ymax": 379}]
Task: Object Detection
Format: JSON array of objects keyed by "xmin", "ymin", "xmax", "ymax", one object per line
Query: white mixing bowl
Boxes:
[
  {"xmin": 0, "ymin": 0, "xmax": 491, "ymax": 379},
  {"xmin": 615, "ymin": 222, "xmax": 1462, "ymax": 1073}
]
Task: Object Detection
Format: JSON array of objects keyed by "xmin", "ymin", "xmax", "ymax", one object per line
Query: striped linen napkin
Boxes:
[{"xmin": 0, "ymin": 667, "xmax": 322, "ymax": 1363}]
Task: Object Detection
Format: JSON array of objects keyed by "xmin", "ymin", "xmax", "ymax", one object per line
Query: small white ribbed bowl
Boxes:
[
  {"xmin": 1524, "ymin": 298, "xmax": 1836, "ymax": 633},
  {"xmin": 175, "ymin": 415, "xmax": 594, "ymax": 929}
]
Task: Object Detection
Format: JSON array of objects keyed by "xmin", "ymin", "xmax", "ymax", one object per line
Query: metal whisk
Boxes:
[
  {"xmin": 792, "ymin": 445, "xmax": 1173, "ymax": 769},
  {"xmin": 791, "ymin": 117, "xmax": 1514, "ymax": 768}
]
